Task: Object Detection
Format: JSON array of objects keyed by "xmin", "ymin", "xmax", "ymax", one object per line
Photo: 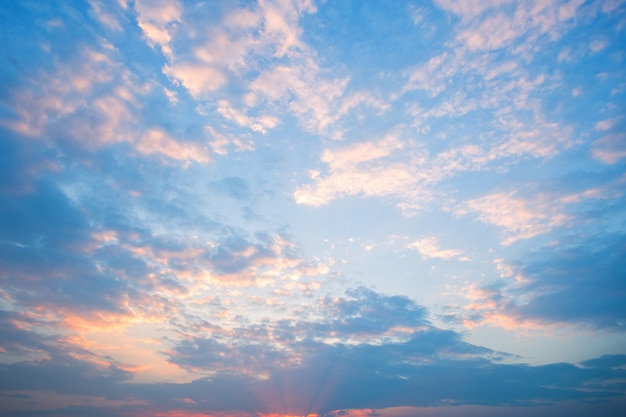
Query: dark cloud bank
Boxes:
[{"xmin": 1, "ymin": 288, "xmax": 625, "ymax": 416}]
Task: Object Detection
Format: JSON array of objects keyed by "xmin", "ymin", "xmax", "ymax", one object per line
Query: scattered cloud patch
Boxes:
[
  {"xmin": 592, "ymin": 133, "xmax": 626, "ymax": 164},
  {"xmin": 407, "ymin": 236, "xmax": 467, "ymax": 261}
]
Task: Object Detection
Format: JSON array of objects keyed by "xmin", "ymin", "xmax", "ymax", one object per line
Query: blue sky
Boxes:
[{"xmin": 1, "ymin": 0, "xmax": 625, "ymax": 416}]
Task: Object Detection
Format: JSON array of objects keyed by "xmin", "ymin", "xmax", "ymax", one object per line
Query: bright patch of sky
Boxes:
[{"xmin": 1, "ymin": 1, "xmax": 625, "ymax": 416}]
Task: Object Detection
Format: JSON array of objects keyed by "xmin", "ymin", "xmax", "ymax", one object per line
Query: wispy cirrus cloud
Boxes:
[
  {"xmin": 435, "ymin": 0, "xmax": 585, "ymax": 51},
  {"xmin": 88, "ymin": 0, "xmax": 125, "ymax": 31}
]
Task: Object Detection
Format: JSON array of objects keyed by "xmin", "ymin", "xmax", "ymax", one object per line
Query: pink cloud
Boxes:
[{"xmin": 592, "ymin": 133, "xmax": 626, "ymax": 164}]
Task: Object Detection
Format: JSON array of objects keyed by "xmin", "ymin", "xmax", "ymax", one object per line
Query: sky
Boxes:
[{"xmin": 0, "ymin": 0, "xmax": 625, "ymax": 416}]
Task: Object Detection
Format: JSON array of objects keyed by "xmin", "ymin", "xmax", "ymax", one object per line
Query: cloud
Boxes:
[
  {"xmin": 313, "ymin": 287, "xmax": 430, "ymax": 341},
  {"xmin": 294, "ymin": 111, "xmax": 573, "ymax": 215},
  {"xmin": 456, "ymin": 176, "xmax": 626, "ymax": 244},
  {"xmin": 439, "ymin": 0, "xmax": 586, "ymax": 51},
  {"xmin": 456, "ymin": 12, "xmax": 521, "ymax": 51},
  {"xmin": 0, "ymin": 180, "xmax": 162, "ymax": 331},
  {"xmin": 211, "ymin": 176, "xmax": 252, "ymax": 200},
  {"xmin": 0, "ymin": 354, "xmax": 133, "ymax": 396},
  {"xmin": 0, "ymin": 311, "xmax": 53, "ymax": 359},
  {"xmin": 43, "ymin": 335, "xmax": 626, "ymax": 415},
  {"xmin": 200, "ymin": 233, "xmax": 329, "ymax": 287},
  {"xmin": 592, "ymin": 133, "xmax": 626, "ymax": 164},
  {"xmin": 135, "ymin": 0, "xmax": 182, "ymax": 56},
  {"xmin": 1, "ymin": 38, "xmax": 212, "ymax": 166},
  {"xmin": 247, "ymin": 61, "xmax": 350, "ymax": 137},
  {"xmin": 136, "ymin": 129, "xmax": 211, "ymax": 164},
  {"xmin": 2, "ymin": 280, "xmax": 626, "ymax": 416},
  {"xmin": 0, "ymin": 310, "xmax": 137, "ymax": 403},
  {"xmin": 459, "ymin": 234, "xmax": 626, "ymax": 330},
  {"xmin": 581, "ymin": 354, "xmax": 626, "ymax": 369},
  {"xmin": 163, "ymin": 286, "xmax": 488, "ymax": 380},
  {"xmin": 456, "ymin": 190, "xmax": 571, "ymax": 245},
  {"xmin": 407, "ymin": 236, "xmax": 467, "ymax": 260},
  {"xmin": 293, "ymin": 133, "xmax": 432, "ymax": 210},
  {"xmin": 590, "ymin": 37, "xmax": 609, "ymax": 53},
  {"xmin": 432, "ymin": 0, "xmax": 516, "ymax": 21},
  {"xmin": 143, "ymin": 0, "xmax": 387, "ymax": 140},
  {"xmin": 125, "ymin": 231, "xmax": 330, "ymax": 290},
  {"xmin": 158, "ymin": 0, "xmax": 316, "ymax": 100},
  {"xmin": 163, "ymin": 63, "xmax": 228, "ymax": 96},
  {"xmin": 88, "ymin": 0, "xmax": 125, "ymax": 31},
  {"xmin": 216, "ymin": 100, "xmax": 280, "ymax": 134},
  {"xmin": 294, "ymin": 0, "xmax": 590, "ymax": 216},
  {"xmin": 149, "ymin": 286, "xmax": 626, "ymax": 415},
  {"xmin": 1, "ymin": 1, "xmax": 625, "ymax": 416},
  {"xmin": 0, "ymin": 4, "xmax": 222, "ymax": 167},
  {"xmin": 404, "ymin": 44, "xmax": 573, "ymax": 157},
  {"xmin": 602, "ymin": 0, "xmax": 626, "ymax": 13},
  {"xmin": 2, "ymin": 44, "xmax": 118, "ymax": 138},
  {"xmin": 0, "ymin": 168, "xmax": 330, "ymax": 386},
  {"xmin": 596, "ymin": 117, "xmax": 622, "ymax": 131}
]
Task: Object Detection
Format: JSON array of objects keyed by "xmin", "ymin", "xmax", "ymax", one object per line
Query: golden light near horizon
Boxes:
[{"xmin": 1, "ymin": 0, "xmax": 625, "ymax": 417}]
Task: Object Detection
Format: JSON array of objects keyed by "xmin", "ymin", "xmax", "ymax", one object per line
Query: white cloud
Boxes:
[
  {"xmin": 436, "ymin": 0, "xmax": 585, "ymax": 53},
  {"xmin": 293, "ymin": 134, "xmax": 434, "ymax": 209},
  {"xmin": 143, "ymin": 0, "xmax": 377, "ymax": 140},
  {"xmin": 0, "ymin": 40, "xmax": 214, "ymax": 166},
  {"xmin": 294, "ymin": 99, "xmax": 573, "ymax": 214},
  {"xmin": 595, "ymin": 117, "xmax": 621, "ymax": 131},
  {"xmin": 433, "ymin": 0, "xmax": 515, "ymax": 21},
  {"xmin": 158, "ymin": 0, "xmax": 316, "ymax": 99},
  {"xmin": 484, "ymin": 60, "xmax": 518, "ymax": 81},
  {"xmin": 403, "ymin": 51, "xmax": 457, "ymax": 97},
  {"xmin": 407, "ymin": 236, "xmax": 467, "ymax": 260},
  {"xmin": 457, "ymin": 12, "xmax": 520, "ymax": 51},
  {"xmin": 1, "ymin": 44, "xmax": 125, "ymax": 139},
  {"xmin": 457, "ymin": 178, "xmax": 625, "ymax": 245},
  {"xmin": 249, "ymin": 60, "xmax": 351, "ymax": 136},
  {"xmin": 457, "ymin": 191, "xmax": 572, "ymax": 245},
  {"xmin": 217, "ymin": 100, "xmax": 280, "ymax": 134},
  {"xmin": 136, "ymin": 129, "xmax": 212, "ymax": 164},
  {"xmin": 134, "ymin": 0, "xmax": 182, "ymax": 56},
  {"xmin": 403, "ymin": 24, "xmax": 575, "ymax": 180},
  {"xmin": 163, "ymin": 63, "xmax": 227, "ymax": 96}
]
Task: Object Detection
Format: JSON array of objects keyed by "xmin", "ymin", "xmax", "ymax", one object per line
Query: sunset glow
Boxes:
[{"xmin": 1, "ymin": 0, "xmax": 625, "ymax": 416}]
